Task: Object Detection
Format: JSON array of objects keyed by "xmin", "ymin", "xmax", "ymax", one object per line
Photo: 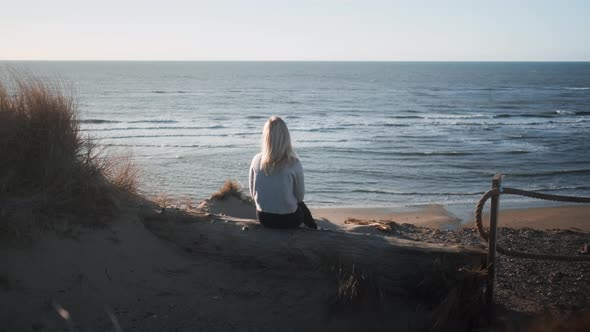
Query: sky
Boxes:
[{"xmin": 1, "ymin": 0, "xmax": 589, "ymax": 61}]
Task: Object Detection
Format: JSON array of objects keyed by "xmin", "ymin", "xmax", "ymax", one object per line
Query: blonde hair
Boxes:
[{"xmin": 260, "ymin": 116, "xmax": 297, "ymax": 174}]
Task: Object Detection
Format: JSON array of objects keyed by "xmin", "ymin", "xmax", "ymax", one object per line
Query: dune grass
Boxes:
[
  {"xmin": 210, "ymin": 179, "xmax": 246, "ymax": 201},
  {"xmin": 152, "ymin": 192, "xmax": 196, "ymax": 211},
  {"xmin": 0, "ymin": 75, "xmax": 139, "ymax": 237}
]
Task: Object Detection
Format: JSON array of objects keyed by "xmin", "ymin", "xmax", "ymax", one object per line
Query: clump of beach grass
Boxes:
[
  {"xmin": 417, "ymin": 265, "xmax": 487, "ymax": 331},
  {"xmin": 332, "ymin": 264, "xmax": 382, "ymax": 306},
  {"xmin": 328, "ymin": 260, "xmax": 487, "ymax": 331},
  {"xmin": 210, "ymin": 179, "xmax": 249, "ymax": 201},
  {"xmin": 152, "ymin": 192, "xmax": 196, "ymax": 211},
  {"xmin": 0, "ymin": 74, "xmax": 139, "ymax": 237}
]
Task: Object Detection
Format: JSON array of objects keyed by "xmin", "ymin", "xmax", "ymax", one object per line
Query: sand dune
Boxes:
[
  {"xmin": 0, "ymin": 208, "xmax": 346, "ymax": 331},
  {"xmin": 2, "ymin": 194, "xmax": 588, "ymax": 331}
]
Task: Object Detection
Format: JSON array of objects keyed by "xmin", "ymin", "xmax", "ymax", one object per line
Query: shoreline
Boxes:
[
  {"xmin": 197, "ymin": 188, "xmax": 590, "ymax": 232},
  {"xmin": 310, "ymin": 204, "xmax": 590, "ymax": 232}
]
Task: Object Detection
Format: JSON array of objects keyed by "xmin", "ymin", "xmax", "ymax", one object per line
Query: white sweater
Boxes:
[{"xmin": 248, "ymin": 153, "xmax": 305, "ymax": 214}]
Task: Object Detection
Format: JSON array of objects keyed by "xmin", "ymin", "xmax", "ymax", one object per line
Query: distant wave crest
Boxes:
[
  {"xmin": 81, "ymin": 125, "xmax": 225, "ymax": 132},
  {"xmin": 564, "ymin": 87, "xmax": 590, "ymax": 90},
  {"xmin": 152, "ymin": 90, "xmax": 189, "ymax": 94},
  {"xmin": 349, "ymin": 189, "xmax": 482, "ymax": 196},
  {"xmin": 79, "ymin": 119, "xmax": 183, "ymax": 124},
  {"xmin": 79, "ymin": 119, "xmax": 121, "ymax": 124},
  {"xmin": 509, "ymin": 169, "xmax": 590, "ymax": 178},
  {"xmin": 128, "ymin": 120, "xmax": 179, "ymax": 124},
  {"xmin": 103, "ymin": 133, "xmax": 228, "ymax": 139},
  {"xmin": 386, "ymin": 115, "xmax": 424, "ymax": 119}
]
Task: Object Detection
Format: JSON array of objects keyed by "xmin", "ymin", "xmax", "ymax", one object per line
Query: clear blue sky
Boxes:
[{"xmin": 2, "ymin": 0, "xmax": 589, "ymax": 61}]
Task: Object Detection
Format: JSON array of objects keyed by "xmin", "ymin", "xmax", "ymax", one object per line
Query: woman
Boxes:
[{"xmin": 249, "ymin": 116, "xmax": 317, "ymax": 229}]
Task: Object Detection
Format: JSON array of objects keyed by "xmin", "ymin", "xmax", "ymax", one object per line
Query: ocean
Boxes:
[{"xmin": 3, "ymin": 61, "xmax": 590, "ymax": 212}]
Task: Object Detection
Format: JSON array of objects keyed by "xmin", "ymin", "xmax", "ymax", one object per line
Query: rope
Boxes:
[
  {"xmin": 502, "ymin": 188, "xmax": 590, "ymax": 204},
  {"xmin": 475, "ymin": 187, "xmax": 590, "ymax": 261}
]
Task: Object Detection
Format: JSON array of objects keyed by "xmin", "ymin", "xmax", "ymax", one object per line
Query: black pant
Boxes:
[{"xmin": 257, "ymin": 202, "xmax": 317, "ymax": 229}]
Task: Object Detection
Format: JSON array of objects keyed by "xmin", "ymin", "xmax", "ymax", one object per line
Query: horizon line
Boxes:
[{"xmin": 2, "ymin": 59, "xmax": 590, "ymax": 63}]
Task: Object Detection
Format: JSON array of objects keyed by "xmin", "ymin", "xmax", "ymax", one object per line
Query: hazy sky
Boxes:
[{"xmin": 1, "ymin": 0, "xmax": 589, "ymax": 61}]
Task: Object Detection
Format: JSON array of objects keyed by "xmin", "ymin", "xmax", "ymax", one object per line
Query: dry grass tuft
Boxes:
[
  {"xmin": 152, "ymin": 193, "xmax": 196, "ymax": 211},
  {"xmin": 0, "ymin": 74, "xmax": 140, "ymax": 237},
  {"xmin": 210, "ymin": 179, "xmax": 246, "ymax": 201},
  {"xmin": 418, "ymin": 265, "xmax": 487, "ymax": 331},
  {"xmin": 331, "ymin": 264, "xmax": 382, "ymax": 307},
  {"xmin": 329, "ymin": 260, "xmax": 487, "ymax": 331},
  {"xmin": 102, "ymin": 152, "xmax": 141, "ymax": 194}
]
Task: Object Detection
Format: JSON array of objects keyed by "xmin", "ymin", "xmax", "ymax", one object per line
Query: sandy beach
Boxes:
[
  {"xmin": 315, "ymin": 204, "xmax": 590, "ymax": 232},
  {"xmin": 311, "ymin": 204, "xmax": 462, "ymax": 230}
]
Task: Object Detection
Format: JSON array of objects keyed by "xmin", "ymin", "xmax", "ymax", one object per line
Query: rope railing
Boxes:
[
  {"xmin": 477, "ymin": 174, "xmax": 590, "ymax": 318},
  {"xmin": 475, "ymin": 187, "xmax": 590, "ymax": 262}
]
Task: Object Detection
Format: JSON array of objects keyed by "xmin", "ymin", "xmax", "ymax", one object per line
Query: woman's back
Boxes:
[
  {"xmin": 249, "ymin": 153, "xmax": 304, "ymax": 215},
  {"xmin": 249, "ymin": 116, "xmax": 316, "ymax": 229}
]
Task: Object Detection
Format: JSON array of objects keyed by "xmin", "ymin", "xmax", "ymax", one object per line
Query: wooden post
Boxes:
[{"xmin": 486, "ymin": 174, "xmax": 502, "ymax": 317}]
